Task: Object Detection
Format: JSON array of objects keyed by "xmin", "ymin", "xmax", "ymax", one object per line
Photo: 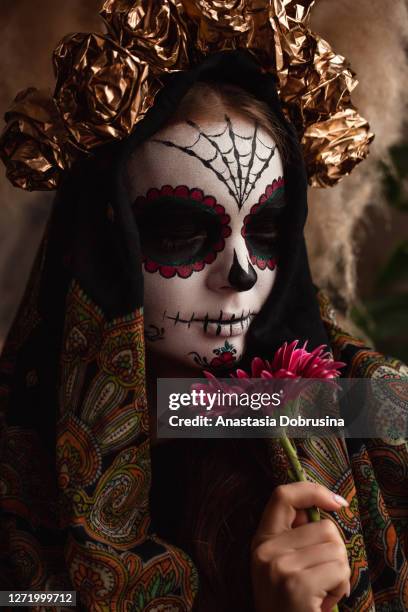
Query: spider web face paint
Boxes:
[{"xmin": 153, "ymin": 115, "xmax": 277, "ymax": 210}]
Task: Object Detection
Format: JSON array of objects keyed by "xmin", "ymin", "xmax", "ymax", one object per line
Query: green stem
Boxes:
[
  {"xmin": 279, "ymin": 434, "xmax": 320, "ymax": 522},
  {"xmin": 279, "ymin": 433, "xmax": 339, "ymax": 612}
]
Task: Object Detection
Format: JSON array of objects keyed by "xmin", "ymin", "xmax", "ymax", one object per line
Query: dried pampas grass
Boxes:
[{"xmin": 306, "ymin": 0, "xmax": 408, "ymax": 311}]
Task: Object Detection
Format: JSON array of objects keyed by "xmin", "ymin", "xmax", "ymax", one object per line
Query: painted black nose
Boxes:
[{"xmin": 228, "ymin": 250, "xmax": 258, "ymax": 291}]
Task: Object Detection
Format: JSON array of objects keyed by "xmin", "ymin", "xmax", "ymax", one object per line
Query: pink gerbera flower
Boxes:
[
  {"xmin": 191, "ymin": 340, "xmax": 345, "ymax": 415},
  {"xmin": 232, "ymin": 340, "xmax": 345, "ymax": 380}
]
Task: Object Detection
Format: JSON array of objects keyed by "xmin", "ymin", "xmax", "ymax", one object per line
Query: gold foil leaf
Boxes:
[
  {"xmin": 302, "ymin": 109, "xmax": 375, "ymax": 187},
  {"xmin": 0, "ymin": 88, "xmax": 77, "ymax": 190},
  {"xmin": 181, "ymin": 0, "xmax": 275, "ymax": 64},
  {"xmin": 182, "ymin": 0, "xmax": 266, "ymax": 32}
]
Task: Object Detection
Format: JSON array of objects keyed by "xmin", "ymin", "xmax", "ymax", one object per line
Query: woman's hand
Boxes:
[{"xmin": 251, "ymin": 482, "xmax": 351, "ymax": 612}]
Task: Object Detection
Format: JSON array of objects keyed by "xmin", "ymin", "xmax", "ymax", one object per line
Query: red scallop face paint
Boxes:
[
  {"xmin": 133, "ymin": 184, "xmax": 231, "ymax": 279},
  {"xmin": 241, "ymin": 176, "xmax": 285, "ymax": 271}
]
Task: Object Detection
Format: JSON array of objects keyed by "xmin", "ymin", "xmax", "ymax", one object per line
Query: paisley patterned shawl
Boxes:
[
  {"xmin": 0, "ymin": 229, "xmax": 408, "ymax": 611},
  {"xmin": 298, "ymin": 292, "xmax": 408, "ymax": 612}
]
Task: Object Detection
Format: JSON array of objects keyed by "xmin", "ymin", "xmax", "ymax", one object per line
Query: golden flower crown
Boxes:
[{"xmin": 0, "ymin": 0, "xmax": 374, "ymax": 192}]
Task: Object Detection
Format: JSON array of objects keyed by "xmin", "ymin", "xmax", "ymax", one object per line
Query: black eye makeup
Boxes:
[
  {"xmin": 241, "ymin": 177, "xmax": 285, "ymax": 271},
  {"xmin": 133, "ymin": 185, "xmax": 231, "ymax": 279},
  {"xmin": 139, "ymin": 204, "xmax": 219, "ymax": 262}
]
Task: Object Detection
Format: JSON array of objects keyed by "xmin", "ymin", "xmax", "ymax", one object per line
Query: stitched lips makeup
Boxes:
[{"xmin": 163, "ymin": 310, "xmax": 257, "ymax": 337}]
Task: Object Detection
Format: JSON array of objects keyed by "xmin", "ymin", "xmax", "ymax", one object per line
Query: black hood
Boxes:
[{"xmin": 52, "ymin": 49, "xmax": 329, "ymax": 371}]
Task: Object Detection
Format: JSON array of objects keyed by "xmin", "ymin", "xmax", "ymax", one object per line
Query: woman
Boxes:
[
  {"xmin": 0, "ymin": 3, "xmax": 407, "ymax": 611},
  {"xmin": 130, "ymin": 73, "xmax": 351, "ymax": 611}
]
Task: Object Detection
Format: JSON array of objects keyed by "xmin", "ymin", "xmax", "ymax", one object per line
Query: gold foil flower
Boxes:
[
  {"xmin": 54, "ymin": 33, "xmax": 158, "ymax": 150},
  {"xmin": 0, "ymin": 0, "xmax": 374, "ymax": 191},
  {"xmin": 0, "ymin": 88, "xmax": 79, "ymax": 191}
]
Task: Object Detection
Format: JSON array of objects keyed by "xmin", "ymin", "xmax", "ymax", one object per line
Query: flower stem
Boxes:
[{"xmin": 279, "ymin": 434, "xmax": 339, "ymax": 612}]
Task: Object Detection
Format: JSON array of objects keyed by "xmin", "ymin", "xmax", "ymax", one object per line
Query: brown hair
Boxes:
[{"xmin": 150, "ymin": 437, "xmax": 277, "ymax": 611}]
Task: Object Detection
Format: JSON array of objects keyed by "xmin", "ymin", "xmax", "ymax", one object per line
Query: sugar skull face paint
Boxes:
[{"xmin": 126, "ymin": 113, "xmax": 285, "ymax": 372}]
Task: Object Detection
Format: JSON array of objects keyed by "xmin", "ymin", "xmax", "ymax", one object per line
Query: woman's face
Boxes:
[{"xmin": 127, "ymin": 112, "xmax": 285, "ymax": 372}]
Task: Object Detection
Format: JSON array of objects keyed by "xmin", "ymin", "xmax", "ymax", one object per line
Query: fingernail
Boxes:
[{"xmin": 332, "ymin": 493, "xmax": 349, "ymax": 507}]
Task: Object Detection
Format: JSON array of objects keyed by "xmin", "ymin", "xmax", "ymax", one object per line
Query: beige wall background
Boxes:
[{"xmin": 1, "ymin": 0, "xmax": 407, "ymax": 348}]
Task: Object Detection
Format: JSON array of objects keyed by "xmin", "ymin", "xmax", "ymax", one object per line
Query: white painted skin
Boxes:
[{"xmin": 126, "ymin": 113, "xmax": 284, "ymax": 373}]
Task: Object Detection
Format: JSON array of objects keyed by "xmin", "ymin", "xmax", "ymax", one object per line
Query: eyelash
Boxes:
[{"xmin": 160, "ymin": 234, "xmax": 206, "ymax": 251}]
